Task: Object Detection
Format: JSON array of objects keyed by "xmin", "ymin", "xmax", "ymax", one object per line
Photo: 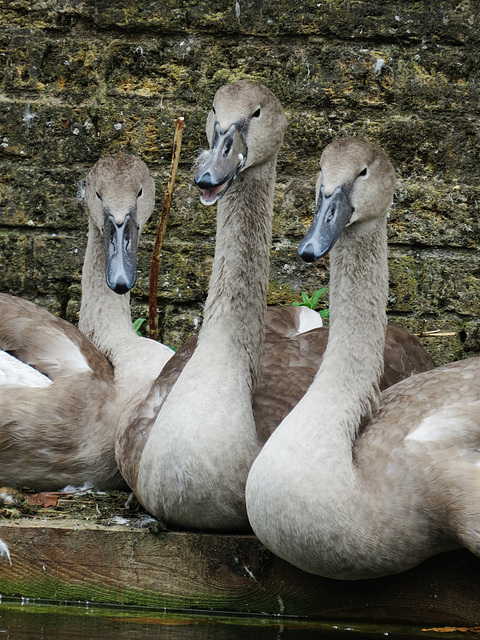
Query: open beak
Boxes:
[
  {"xmin": 194, "ymin": 122, "xmax": 247, "ymax": 205},
  {"xmin": 103, "ymin": 210, "xmax": 139, "ymax": 294},
  {"xmin": 298, "ymin": 184, "xmax": 353, "ymax": 263}
]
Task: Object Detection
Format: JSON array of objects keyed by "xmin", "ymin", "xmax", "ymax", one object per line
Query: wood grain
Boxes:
[{"xmin": 0, "ymin": 519, "xmax": 479, "ymax": 624}]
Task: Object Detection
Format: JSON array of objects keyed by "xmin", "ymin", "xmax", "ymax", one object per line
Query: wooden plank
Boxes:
[{"xmin": 0, "ymin": 519, "xmax": 479, "ymax": 625}]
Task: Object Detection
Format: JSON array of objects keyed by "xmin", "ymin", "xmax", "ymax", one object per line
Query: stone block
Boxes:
[
  {"xmin": 0, "ymin": 0, "xmax": 479, "ymax": 367},
  {"xmin": 0, "ymin": 233, "xmax": 28, "ymax": 294}
]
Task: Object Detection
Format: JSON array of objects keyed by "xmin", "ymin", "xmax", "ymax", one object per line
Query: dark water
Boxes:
[{"xmin": 0, "ymin": 600, "xmax": 467, "ymax": 639}]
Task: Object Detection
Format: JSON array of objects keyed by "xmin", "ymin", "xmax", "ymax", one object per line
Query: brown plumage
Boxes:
[
  {"xmin": 255, "ymin": 310, "xmax": 434, "ymax": 443},
  {"xmin": 0, "ymin": 153, "xmax": 172, "ymax": 491},
  {"xmin": 155, "ymin": 307, "xmax": 434, "ymax": 445},
  {"xmin": 0, "ymin": 294, "xmax": 124, "ymax": 489}
]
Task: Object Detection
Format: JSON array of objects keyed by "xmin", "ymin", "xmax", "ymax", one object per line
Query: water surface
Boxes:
[{"xmin": 0, "ymin": 600, "xmax": 466, "ymax": 639}]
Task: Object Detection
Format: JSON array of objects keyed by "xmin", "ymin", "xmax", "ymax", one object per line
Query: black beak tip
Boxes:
[
  {"xmin": 113, "ymin": 282, "xmax": 131, "ymax": 295},
  {"xmin": 298, "ymin": 243, "xmax": 317, "ymax": 263},
  {"xmin": 107, "ymin": 276, "xmax": 136, "ymax": 295},
  {"xmin": 194, "ymin": 172, "xmax": 214, "ymax": 190}
]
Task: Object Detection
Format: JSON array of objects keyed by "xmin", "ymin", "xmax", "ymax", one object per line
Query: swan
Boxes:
[
  {"xmin": 116, "ymin": 81, "xmax": 433, "ymax": 532},
  {"xmin": 246, "ymin": 136, "xmax": 480, "ymax": 579},
  {"xmin": 116, "ymin": 79, "xmax": 288, "ymax": 531},
  {"xmin": 0, "ymin": 153, "xmax": 172, "ymax": 490}
]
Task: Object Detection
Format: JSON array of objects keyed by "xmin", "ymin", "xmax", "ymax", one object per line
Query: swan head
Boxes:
[
  {"xmin": 85, "ymin": 153, "xmax": 155, "ymax": 294},
  {"xmin": 194, "ymin": 79, "xmax": 287, "ymax": 205},
  {"xmin": 298, "ymin": 137, "xmax": 395, "ymax": 262}
]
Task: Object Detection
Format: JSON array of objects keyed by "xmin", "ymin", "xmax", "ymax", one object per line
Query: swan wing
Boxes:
[{"xmin": 0, "ymin": 294, "xmax": 108, "ymax": 380}]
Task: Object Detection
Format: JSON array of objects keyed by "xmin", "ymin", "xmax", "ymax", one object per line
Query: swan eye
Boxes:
[
  {"xmin": 357, "ymin": 167, "xmax": 368, "ymax": 178},
  {"xmin": 96, "ymin": 191, "xmax": 102, "ymax": 200},
  {"xmin": 137, "ymin": 188, "xmax": 143, "ymax": 198},
  {"xmin": 212, "ymin": 105, "xmax": 216, "ymax": 115},
  {"xmin": 252, "ymin": 107, "xmax": 261, "ymax": 118}
]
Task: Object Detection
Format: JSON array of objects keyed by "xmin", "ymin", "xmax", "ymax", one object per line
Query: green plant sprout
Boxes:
[
  {"xmin": 292, "ymin": 287, "xmax": 329, "ymax": 320},
  {"xmin": 133, "ymin": 317, "xmax": 177, "ymax": 351},
  {"xmin": 133, "ymin": 317, "xmax": 146, "ymax": 336}
]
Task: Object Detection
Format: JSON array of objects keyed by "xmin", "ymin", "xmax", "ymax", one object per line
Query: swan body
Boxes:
[
  {"xmin": 0, "ymin": 153, "xmax": 172, "ymax": 490},
  {"xmin": 116, "ymin": 83, "xmax": 433, "ymax": 532},
  {"xmin": 0, "ymin": 293, "xmax": 121, "ymax": 489},
  {"xmin": 246, "ymin": 137, "xmax": 480, "ymax": 580}
]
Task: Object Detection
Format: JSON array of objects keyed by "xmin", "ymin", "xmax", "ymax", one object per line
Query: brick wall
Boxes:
[{"xmin": 1, "ymin": 0, "xmax": 479, "ymax": 363}]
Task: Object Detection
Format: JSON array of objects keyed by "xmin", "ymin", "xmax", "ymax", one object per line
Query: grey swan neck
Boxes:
[
  {"xmin": 135, "ymin": 156, "xmax": 277, "ymax": 531},
  {"xmin": 198, "ymin": 158, "xmax": 276, "ymax": 385},
  {"xmin": 293, "ymin": 216, "xmax": 388, "ymax": 473},
  {"xmin": 79, "ymin": 219, "xmax": 160, "ymax": 403},
  {"xmin": 317, "ymin": 215, "xmax": 388, "ymax": 436},
  {"xmin": 247, "ymin": 214, "xmax": 396, "ymax": 576},
  {"xmin": 79, "ymin": 218, "xmax": 134, "ymax": 363}
]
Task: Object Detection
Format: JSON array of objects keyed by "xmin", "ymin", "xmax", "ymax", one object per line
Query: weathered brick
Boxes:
[
  {"xmin": 0, "ymin": 233, "xmax": 28, "ymax": 293},
  {"xmin": 0, "ymin": 0, "xmax": 479, "ymax": 364},
  {"xmin": 31, "ymin": 234, "xmax": 85, "ymax": 294}
]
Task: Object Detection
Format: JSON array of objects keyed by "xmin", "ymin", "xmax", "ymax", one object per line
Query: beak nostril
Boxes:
[{"xmin": 223, "ymin": 140, "xmax": 232, "ymax": 157}]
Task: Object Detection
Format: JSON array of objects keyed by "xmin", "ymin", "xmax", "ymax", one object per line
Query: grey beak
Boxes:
[
  {"xmin": 103, "ymin": 210, "xmax": 139, "ymax": 294},
  {"xmin": 298, "ymin": 185, "xmax": 353, "ymax": 263}
]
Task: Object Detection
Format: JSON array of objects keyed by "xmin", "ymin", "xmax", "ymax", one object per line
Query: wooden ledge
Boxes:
[{"xmin": 0, "ymin": 517, "xmax": 479, "ymax": 625}]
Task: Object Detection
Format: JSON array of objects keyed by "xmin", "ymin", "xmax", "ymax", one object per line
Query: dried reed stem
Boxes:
[{"xmin": 148, "ymin": 117, "xmax": 185, "ymax": 340}]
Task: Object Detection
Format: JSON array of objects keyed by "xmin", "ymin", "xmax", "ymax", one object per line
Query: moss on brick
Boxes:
[{"xmin": 0, "ymin": 0, "xmax": 479, "ymax": 364}]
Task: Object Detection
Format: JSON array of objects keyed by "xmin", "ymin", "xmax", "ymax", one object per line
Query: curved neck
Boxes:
[
  {"xmin": 314, "ymin": 215, "xmax": 389, "ymax": 439},
  {"xmin": 78, "ymin": 220, "xmax": 172, "ymax": 404},
  {"xmin": 198, "ymin": 158, "xmax": 276, "ymax": 389},
  {"xmin": 247, "ymin": 212, "xmax": 392, "ymax": 573}
]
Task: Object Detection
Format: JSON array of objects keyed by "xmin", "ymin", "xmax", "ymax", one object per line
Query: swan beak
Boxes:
[
  {"xmin": 103, "ymin": 210, "xmax": 139, "ymax": 294},
  {"xmin": 194, "ymin": 122, "xmax": 247, "ymax": 205},
  {"xmin": 298, "ymin": 184, "xmax": 353, "ymax": 262}
]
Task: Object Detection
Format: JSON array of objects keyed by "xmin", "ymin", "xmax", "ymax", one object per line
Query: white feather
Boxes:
[{"xmin": 0, "ymin": 351, "xmax": 52, "ymax": 388}]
